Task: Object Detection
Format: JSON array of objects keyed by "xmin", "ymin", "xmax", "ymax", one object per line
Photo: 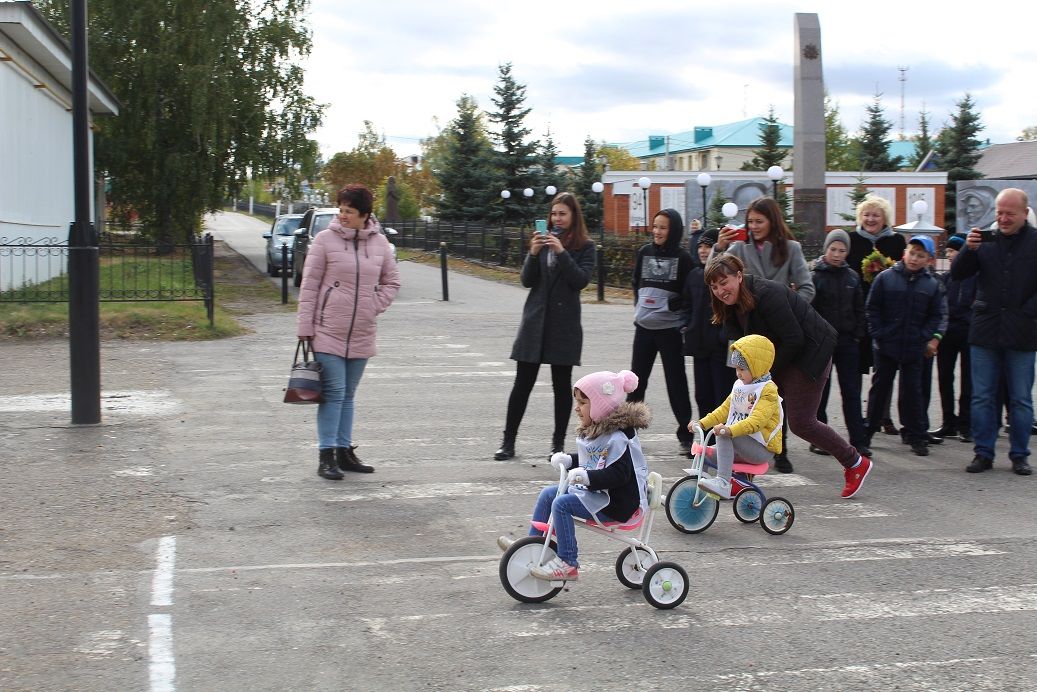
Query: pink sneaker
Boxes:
[
  {"xmin": 841, "ymin": 456, "xmax": 873, "ymax": 498},
  {"xmin": 530, "ymin": 557, "xmax": 579, "ymax": 581}
]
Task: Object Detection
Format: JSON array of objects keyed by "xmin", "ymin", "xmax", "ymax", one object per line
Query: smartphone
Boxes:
[
  {"xmin": 731, "ymin": 226, "xmax": 748, "ymax": 243},
  {"xmin": 535, "ymin": 219, "xmax": 548, "ymax": 235},
  {"xmin": 979, "ymin": 228, "xmax": 996, "ymax": 242}
]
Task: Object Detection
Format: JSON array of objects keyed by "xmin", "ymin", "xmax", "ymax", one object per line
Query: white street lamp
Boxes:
[
  {"xmin": 722, "ymin": 202, "xmax": 739, "ymax": 226},
  {"xmin": 591, "ymin": 181, "xmax": 604, "ymax": 193},
  {"xmin": 523, "ymin": 188, "xmax": 534, "ymax": 198},
  {"xmin": 766, "ymin": 165, "xmax": 784, "ymax": 198},
  {"xmin": 912, "ymin": 199, "xmax": 928, "ymax": 223},
  {"xmin": 500, "ymin": 190, "xmax": 511, "ymax": 199},
  {"xmin": 545, "ymin": 185, "xmax": 557, "ymax": 196}
]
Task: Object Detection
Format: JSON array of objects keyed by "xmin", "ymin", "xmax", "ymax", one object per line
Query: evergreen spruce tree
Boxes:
[
  {"xmin": 573, "ymin": 137, "xmax": 603, "ymax": 236},
  {"xmin": 706, "ymin": 189, "xmax": 731, "ymax": 232},
  {"xmin": 857, "ymin": 94, "xmax": 904, "ymax": 171},
  {"xmin": 838, "ymin": 176, "xmax": 873, "ymax": 223},
  {"xmin": 487, "ymin": 63, "xmax": 537, "ymax": 224},
  {"xmin": 907, "ymin": 107, "xmax": 934, "ymax": 170},
  {"xmin": 434, "ymin": 95, "xmax": 496, "ymax": 221},
  {"xmin": 825, "ymin": 93, "xmax": 856, "ymax": 171},
  {"xmin": 935, "ymin": 94, "xmax": 985, "ymax": 231},
  {"xmin": 741, "ymin": 106, "xmax": 786, "ymax": 171},
  {"xmin": 536, "ymin": 130, "xmax": 564, "ymax": 196}
]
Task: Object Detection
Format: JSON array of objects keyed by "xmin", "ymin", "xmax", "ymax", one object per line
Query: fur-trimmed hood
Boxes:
[{"xmin": 576, "ymin": 401, "xmax": 651, "ymax": 440}]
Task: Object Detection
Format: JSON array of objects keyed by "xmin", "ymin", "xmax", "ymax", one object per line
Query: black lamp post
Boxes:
[
  {"xmin": 696, "ymin": 172, "xmax": 711, "ymax": 231},
  {"xmin": 592, "ymin": 181, "xmax": 605, "ymax": 244},
  {"xmin": 637, "ymin": 176, "xmax": 651, "ymax": 234}
]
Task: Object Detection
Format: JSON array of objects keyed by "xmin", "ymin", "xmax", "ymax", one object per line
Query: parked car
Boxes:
[
  {"xmin": 293, "ymin": 209, "xmax": 398, "ymax": 286},
  {"xmin": 262, "ymin": 213, "xmax": 303, "ymax": 276},
  {"xmin": 292, "ymin": 207, "xmax": 338, "ymax": 287}
]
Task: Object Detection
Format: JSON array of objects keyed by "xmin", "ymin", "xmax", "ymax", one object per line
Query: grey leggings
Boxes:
[{"xmin": 711, "ymin": 434, "xmax": 774, "ymax": 481}]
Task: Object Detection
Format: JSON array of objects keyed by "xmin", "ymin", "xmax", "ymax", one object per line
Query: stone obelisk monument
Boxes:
[{"xmin": 793, "ymin": 13, "xmax": 826, "ymax": 244}]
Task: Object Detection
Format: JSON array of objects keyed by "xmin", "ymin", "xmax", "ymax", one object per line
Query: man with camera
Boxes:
[{"xmin": 951, "ymin": 188, "xmax": 1037, "ymax": 476}]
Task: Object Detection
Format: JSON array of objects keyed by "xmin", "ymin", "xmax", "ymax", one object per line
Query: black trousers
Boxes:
[
  {"xmin": 817, "ymin": 333, "xmax": 868, "ymax": 447},
  {"xmin": 503, "ymin": 361, "xmax": 572, "ymax": 442},
  {"xmin": 867, "ymin": 353, "xmax": 926, "ymax": 443},
  {"xmin": 628, "ymin": 325, "xmax": 692, "ymax": 439},
  {"xmin": 692, "ymin": 354, "xmax": 735, "ymax": 420},
  {"xmin": 936, "ymin": 328, "xmax": 971, "ymax": 432}
]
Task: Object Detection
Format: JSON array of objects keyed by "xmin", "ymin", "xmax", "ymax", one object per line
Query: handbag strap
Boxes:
[{"xmin": 294, "ymin": 338, "xmax": 314, "ymax": 365}]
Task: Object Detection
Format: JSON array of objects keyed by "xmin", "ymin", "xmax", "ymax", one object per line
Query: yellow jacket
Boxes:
[{"xmin": 700, "ymin": 334, "xmax": 783, "ymax": 453}]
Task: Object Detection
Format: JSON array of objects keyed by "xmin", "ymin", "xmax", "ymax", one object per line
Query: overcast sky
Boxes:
[{"xmin": 301, "ymin": 0, "xmax": 1037, "ymax": 160}]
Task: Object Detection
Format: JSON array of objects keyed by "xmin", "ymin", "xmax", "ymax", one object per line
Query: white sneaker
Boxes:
[
  {"xmin": 497, "ymin": 535, "xmax": 516, "ymax": 552},
  {"xmin": 698, "ymin": 475, "xmax": 732, "ymax": 499},
  {"xmin": 530, "ymin": 556, "xmax": 579, "ymax": 581}
]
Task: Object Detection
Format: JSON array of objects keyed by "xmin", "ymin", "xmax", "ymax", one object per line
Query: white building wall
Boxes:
[{"xmin": 1, "ymin": 54, "xmax": 79, "ymax": 243}]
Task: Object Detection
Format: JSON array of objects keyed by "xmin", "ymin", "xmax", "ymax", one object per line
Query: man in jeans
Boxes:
[{"xmin": 951, "ymin": 188, "xmax": 1037, "ymax": 475}]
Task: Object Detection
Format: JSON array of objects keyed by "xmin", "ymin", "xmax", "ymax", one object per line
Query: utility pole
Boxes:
[{"xmin": 898, "ymin": 66, "xmax": 909, "ymax": 140}]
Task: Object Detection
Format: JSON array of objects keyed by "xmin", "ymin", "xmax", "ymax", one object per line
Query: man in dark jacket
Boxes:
[{"xmin": 952, "ymin": 188, "xmax": 1037, "ymax": 475}]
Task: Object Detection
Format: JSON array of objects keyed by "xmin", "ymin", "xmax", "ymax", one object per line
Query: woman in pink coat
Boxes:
[{"xmin": 297, "ymin": 184, "xmax": 400, "ymax": 479}]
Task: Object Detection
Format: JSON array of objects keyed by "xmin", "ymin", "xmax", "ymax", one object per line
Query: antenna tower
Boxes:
[{"xmin": 898, "ymin": 66, "xmax": 909, "ymax": 139}]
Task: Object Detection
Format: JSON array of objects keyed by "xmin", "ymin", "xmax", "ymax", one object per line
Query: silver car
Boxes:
[{"xmin": 263, "ymin": 213, "xmax": 304, "ymax": 276}]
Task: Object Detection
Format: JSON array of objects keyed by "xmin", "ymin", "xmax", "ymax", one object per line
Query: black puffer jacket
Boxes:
[
  {"xmin": 811, "ymin": 258, "xmax": 866, "ymax": 339},
  {"xmin": 951, "ymin": 223, "xmax": 1037, "ymax": 350},
  {"xmin": 720, "ymin": 274, "xmax": 837, "ymax": 381},
  {"xmin": 680, "ymin": 265, "xmax": 727, "ymax": 357}
]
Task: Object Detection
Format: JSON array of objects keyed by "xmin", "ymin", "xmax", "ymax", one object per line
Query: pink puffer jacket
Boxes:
[{"xmin": 296, "ymin": 218, "xmax": 400, "ymax": 359}]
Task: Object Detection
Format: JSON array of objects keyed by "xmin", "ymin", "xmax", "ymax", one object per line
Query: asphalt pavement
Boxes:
[{"xmin": 3, "ymin": 211, "xmax": 1037, "ymax": 691}]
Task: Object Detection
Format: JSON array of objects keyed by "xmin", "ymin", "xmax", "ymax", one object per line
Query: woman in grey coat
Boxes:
[{"xmin": 494, "ymin": 192, "xmax": 597, "ymax": 460}]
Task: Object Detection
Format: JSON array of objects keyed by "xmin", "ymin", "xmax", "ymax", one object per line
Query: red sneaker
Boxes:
[{"xmin": 841, "ymin": 456, "xmax": 873, "ymax": 498}]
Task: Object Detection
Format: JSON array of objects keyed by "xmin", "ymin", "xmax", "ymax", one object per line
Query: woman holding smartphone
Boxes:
[
  {"xmin": 710, "ymin": 196, "xmax": 813, "ymax": 472},
  {"xmin": 493, "ymin": 192, "xmax": 597, "ymax": 461}
]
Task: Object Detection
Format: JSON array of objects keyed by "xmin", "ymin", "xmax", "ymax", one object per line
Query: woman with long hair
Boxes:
[
  {"xmin": 494, "ymin": 192, "xmax": 597, "ymax": 460},
  {"xmin": 710, "ymin": 196, "xmax": 814, "ymax": 472},
  {"xmin": 703, "ymin": 254, "xmax": 874, "ymax": 499}
]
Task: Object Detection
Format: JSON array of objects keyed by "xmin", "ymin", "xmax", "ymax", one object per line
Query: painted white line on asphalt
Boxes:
[
  {"xmin": 173, "ymin": 539, "xmax": 1001, "ymax": 576},
  {"xmin": 151, "ymin": 536, "xmax": 176, "ymax": 606},
  {"xmin": 365, "ymin": 370, "xmax": 514, "ymax": 379},
  {"xmin": 0, "ymin": 390, "xmax": 182, "ymax": 415},
  {"xmin": 320, "ymin": 481, "xmax": 542, "ymax": 502},
  {"xmin": 711, "ymin": 655, "xmax": 1036, "ymax": 688},
  {"xmin": 808, "ymin": 502, "xmax": 892, "ymax": 519},
  {"xmin": 147, "ymin": 614, "xmax": 175, "ymax": 692},
  {"xmin": 149, "ymin": 536, "xmax": 176, "ymax": 692}
]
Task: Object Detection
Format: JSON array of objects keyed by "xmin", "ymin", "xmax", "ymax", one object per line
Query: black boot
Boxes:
[
  {"xmin": 550, "ymin": 431, "xmax": 565, "ymax": 456},
  {"xmin": 494, "ymin": 432, "xmax": 516, "ymax": 460},
  {"xmin": 336, "ymin": 446, "xmax": 374, "ymax": 473},
  {"xmin": 317, "ymin": 448, "xmax": 344, "ymax": 480},
  {"xmin": 774, "ymin": 452, "xmax": 793, "ymax": 473}
]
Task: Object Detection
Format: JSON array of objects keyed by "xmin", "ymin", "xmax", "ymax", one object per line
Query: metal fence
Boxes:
[
  {"xmin": 388, "ymin": 219, "xmax": 826, "ymax": 290},
  {"xmin": 0, "ymin": 233, "xmax": 215, "ymax": 326}
]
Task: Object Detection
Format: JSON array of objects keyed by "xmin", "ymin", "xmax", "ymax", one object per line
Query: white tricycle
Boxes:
[{"xmin": 499, "ymin": 466, "xmax": 689, "ymax": 609}]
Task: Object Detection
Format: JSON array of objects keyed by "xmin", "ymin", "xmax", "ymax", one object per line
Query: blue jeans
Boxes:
[
  {"xmin": 530, "ymin": 486, "xmax": 600, "ymax": 567},
  {"xmin": 315, "ymin": 352, "xmax": 368, "ymax": 449},
  {"xmin": 971, "ymin": 345, "xmax": 1035, "ymax": 459}
]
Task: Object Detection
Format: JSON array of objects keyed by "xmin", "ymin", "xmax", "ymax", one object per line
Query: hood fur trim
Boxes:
[{"xmin": 576, "ymin": 401, "xmax": 651, "ymax": 439}]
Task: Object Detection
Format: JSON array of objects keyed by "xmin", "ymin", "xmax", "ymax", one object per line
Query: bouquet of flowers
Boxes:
[{"xmin": 861, "ymin": 250, "xmax": 894, "ymax": 283}]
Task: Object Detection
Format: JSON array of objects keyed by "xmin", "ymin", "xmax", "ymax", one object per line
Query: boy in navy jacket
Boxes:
[{"xmin": 865, "ymin": 235, "xmax": 948, "ymax": 456}]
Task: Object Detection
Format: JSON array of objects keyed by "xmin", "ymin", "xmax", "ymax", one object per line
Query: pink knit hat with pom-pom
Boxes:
[{"xmin": 573, "ymin": 370, "xmax": 639, "ymax": 422}]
